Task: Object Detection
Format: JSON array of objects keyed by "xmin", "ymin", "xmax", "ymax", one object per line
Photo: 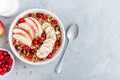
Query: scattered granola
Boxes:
[
  {"xmin": 23, "ymin": 65, "xmax": 27, "ymax": 69},
  {"xmin": 29, "ymin": 70, "xmax": 32, "ymax": 75},
  {"xmin": 5, "ymin": 40, "xmax": 8, "ymax": 44}
]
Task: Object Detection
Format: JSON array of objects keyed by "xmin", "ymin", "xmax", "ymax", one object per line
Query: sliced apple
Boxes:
[
  {"xmin": 25, "ymin": 18, "xmax": 38, "ymax": 37},
  {"xmin": 0, "ymin": 20, "xmax": 5, "ymax": 37},
  {"xmin": 29, "ymin": 17, "xmax": 43, "ymax": 36},
  {"xmin": 13, "ymin": 28, "xmax": 32, "ymax": 46},
  {"xmin": 13, "ymin": 33, "xmax": 32, "ymax": 47},
  {"xmin": 18, "ymin": 22, "xmax": 35, "ymax": 39}
]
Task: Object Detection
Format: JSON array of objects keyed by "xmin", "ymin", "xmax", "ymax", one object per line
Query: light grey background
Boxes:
[{"xmin": 1, "ymin": 0, "xmax": 120, "ymax": 80}]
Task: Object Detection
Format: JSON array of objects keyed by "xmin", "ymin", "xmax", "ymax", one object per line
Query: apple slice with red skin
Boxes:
[
  {"xmin": 18, "ymin": 22, "xmax": 35, "ymax": 39},
  {"xmin": 25, "ymin": 18, "xmax": 38, "ymax": 37},
  {"xmin": 0, "ymin": 20, "xmax": 5, "ymax": 37},
  {"xmin": 25, "ymin": 17, "xmax": 43, "ymax": 37},
  {"xmin": 13, "ymin": 28, "xmax": 32, "ymax": 46}
]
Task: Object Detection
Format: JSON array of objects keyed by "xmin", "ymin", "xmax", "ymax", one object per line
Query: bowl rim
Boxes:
[
  {"xmin": 9, "ymin": 8, "xmax": 65, "ymax": 65},
  {"xmin": 0, "ymin": 48, "xmax": 15, "ymax": 77}
]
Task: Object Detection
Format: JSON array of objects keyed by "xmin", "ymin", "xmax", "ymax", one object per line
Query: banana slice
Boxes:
[
  {"xmin": 36, "ymin": 39, "xmax": 54, "ymax": 58},
  {"xmin": 42, "ymin": 22, "xmax": 51, "ymax": 31},
  {"xmin": 36, "ymin": 25, "xmax": 56, "ymax": 58},
  {"xmin": 45, "ymin": 26, "xmax": 56, "ymax": 41}
]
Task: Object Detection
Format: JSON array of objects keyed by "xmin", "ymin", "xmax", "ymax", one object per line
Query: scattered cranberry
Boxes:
[
  {"xmin": 32, "ymin": 39, "xmax": 38, "ymax": 45},
  {"xmin": 55, "ymin": 40, "xmax": 60, "ymax": 46},
  {"xmin": 36, "ymin": 13, "xmax": 43, "ymax": 18},
  {"xmin": 38, "ymin": 38, "xmax": 43, "ymax": 44},
  {"xmin": 52, "ymin": 20, "xmax": 57, "ymax": 25},
  {"xmin": 29, "ymin": 49, "xmax": 35, "ymax": 54},
  {"xmin": 18, "ymin": 18, "xmax": 25, "ymax": 23},
  {"xmin": 28, "ymin": 53, "xmax": 33, "ymax": 59},
  {"xmin": 23, "ymin": 45, "xmax": 29, "ymax": 50},
  {"xmin": 42, "ymin": 15, "xmax": 48, "ymax": 20},
  {"xmin": 47, "ymin": 53, "xmax": 52, "ymax": 59},
  {"xmin": 41, "ymin": 32, "xmax": 46, "ymax": 37}
]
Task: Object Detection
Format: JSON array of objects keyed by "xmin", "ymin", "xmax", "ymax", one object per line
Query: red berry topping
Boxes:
[
  {"xmin": 32, "ymin": 39, "xmax": 38, "ymax": 45},
  {"xmin": 18, "ymin": 18, "xmax": 25, "ymax": 23},
  {"xmin": 13, "ymin": 40, "xmax": 17, "ymax": 45},
  {"xmin": 36, "ymin": 13, "xmax": 43, "ymax": 18},
  {"xmin": 0, "ymin": 54, "xmax": 4, "ymax": 60},
  {"xmin": 42, "ymin": 15, "xmax": 48, "ymax": 20},
  {"xmin": 52, "ymin": 20, "xmax": 57, "ymax": 25},
  {"xmin": 28, "ymin": 53, "xmax": 33, "ymax": 59},
  {"xmin": 23, "ymin": 45, "xmax": 29, "ymax": 50},
  {"xmin": 38, "ymin": 38, "xmax": 43, "ymax": 44},
  {"xmin": 55, "ymin": 40, "xmax": 60, "ymax": 46},
  {"xmin": 29, "ymin": 49, "xmax": 35, "ymax": 54},
  {"xmin": 41, "ymin": 32, "xmax": 46, "ymax": 37},
  {"xmin": 47, "ymin": 53, "xmax": 52, "ymax": 59}
]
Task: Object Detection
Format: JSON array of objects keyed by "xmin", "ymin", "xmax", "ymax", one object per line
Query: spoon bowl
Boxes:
[{"xmin": 67, "ymin": 24, "xmax": 79, "ymax": 40}]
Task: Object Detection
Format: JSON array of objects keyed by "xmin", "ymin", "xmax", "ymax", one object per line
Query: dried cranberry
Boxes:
[
  {"xmin": 28, "ymin": 53, "xmax": 33, "ymax": 59},
  {"xmin": 29, "ymin": 49, "xmax": 35, "ymax": 54},
  {"xmin": 41, "ymin": 32, "xmax": 46, "ymax": 37},
  {"xmin": 18, "ymin": 18, "xmax": 25, "ymax": 23},
  {"xmin": 13, "ymin": 40, "xmax": 17, "ymax": 45},
  {"xmin": 52, "ymin": 20, "xmax": 57, "ymax": 25},
  {"xmin": 32, "ymin": 39, "xmax": 38, "ymax": 45},
  {"xmin": 23, "ymin": 45, "xmax": 29, "ymax": 50},
  {"xmin": 36, "ymin": 13, "xmax": 43, "ymax": 18},
  {"xmin": 42, "ymin": 15, "xmax": 48, "ymax": 20},
  {"xmin": 47, "ymin": 53, "xmax": 52, "ymax": 59},
  {"xmin": 38, "ymin": 38, "xmax": 43, "ymax": 44},
  {"xmin": 55, "ymin": 40, "xmax": 60, "ymax": 46}
]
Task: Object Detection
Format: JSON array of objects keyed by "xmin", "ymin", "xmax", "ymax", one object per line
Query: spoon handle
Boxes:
[{"xmin": 55, "ymin": 41, "xmax": 70, "ymax": 74}]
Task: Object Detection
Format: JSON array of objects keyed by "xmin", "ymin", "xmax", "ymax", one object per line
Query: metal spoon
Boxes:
[{"xmin": 55, "ymin": 24, "xmax": 79, "ymax": 74}]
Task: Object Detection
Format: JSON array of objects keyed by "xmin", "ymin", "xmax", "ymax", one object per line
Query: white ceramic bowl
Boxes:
[
  {"xmin": 0, "ymin": 48, "xmax": 15, "ymax": 77},
  {"xmin": 9, "ymin": 9, "xmax": 65, "ymax": 65}
]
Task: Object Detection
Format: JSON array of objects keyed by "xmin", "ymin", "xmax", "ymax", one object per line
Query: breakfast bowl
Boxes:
[
  {"xmin": 9, "ymin": 9, "xmax": 65, "ymax": 65},
  {"xmin": 0, "ymin": 48, "xmax": 15, "ymax": 77}
]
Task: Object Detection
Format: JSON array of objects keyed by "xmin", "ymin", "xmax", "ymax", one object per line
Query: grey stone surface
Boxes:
[{"xmin": 0, "ymin": 0, "xmax": 120, "ymax": 80}]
